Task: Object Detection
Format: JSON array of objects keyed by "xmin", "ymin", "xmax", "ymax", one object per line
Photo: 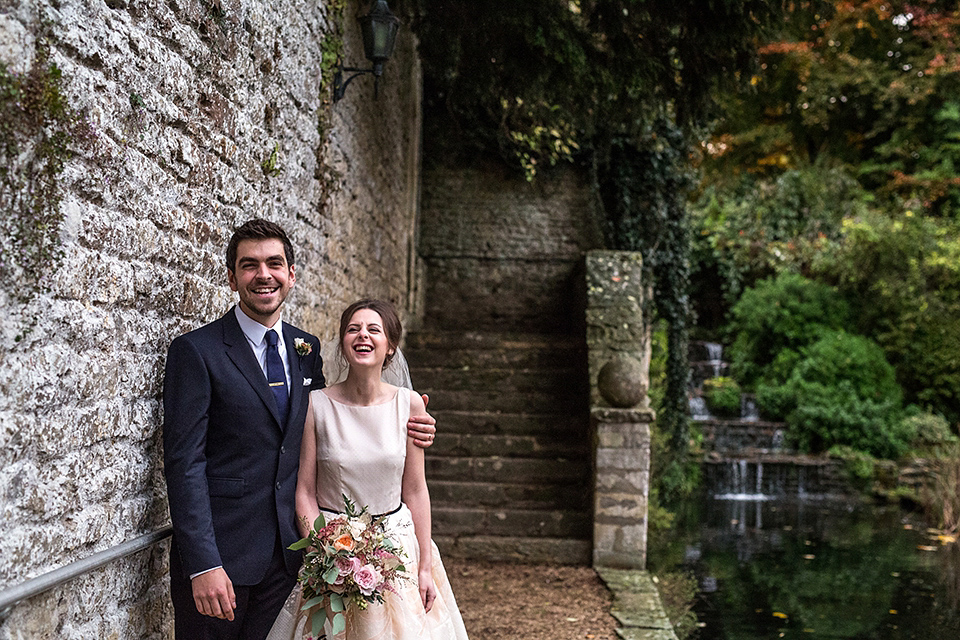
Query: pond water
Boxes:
[{"xmin": 652, "ymin": 497, "xmax": 960, "ymax": 639}]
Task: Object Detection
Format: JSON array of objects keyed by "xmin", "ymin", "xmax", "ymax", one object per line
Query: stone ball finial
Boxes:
[{"xmin": 597, "ymin": 354, "xmax": 646, "ymax": 408}]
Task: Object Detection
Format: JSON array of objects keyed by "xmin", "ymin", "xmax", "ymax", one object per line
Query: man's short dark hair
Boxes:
[{"xmin": 226, "ymin": 219, "xmax": 295, "ymax": 271}]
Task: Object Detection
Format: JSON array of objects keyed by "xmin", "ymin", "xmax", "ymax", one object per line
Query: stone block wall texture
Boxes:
[
  {"xmin": 585, "ymin": 250, "xmax": 651, "ymax": 408},
  {"xmin": 591, "ymin": 407, "xmax": 654, "ymax": 570},
  {"xmin": 417, "ymin": 164, "xmax": 603, "ymax": 332},
  {"xmin": 0, "ymin": 1, "xmax": 421, "ymax": 637}
]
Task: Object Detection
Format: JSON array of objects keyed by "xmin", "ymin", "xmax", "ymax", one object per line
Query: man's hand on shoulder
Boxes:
[
  {"xmin": 192, "ymin": 567, "xmax": 236, "ymax": 621},
  {"xmin": 407, "ymin": 393, "xmax": 437, "ymax": 449}
]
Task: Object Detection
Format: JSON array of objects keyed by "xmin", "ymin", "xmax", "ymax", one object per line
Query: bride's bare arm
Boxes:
[
  {"xmin": 401, "ymin": 390, "xmax": 438, "ymax": 612},
  {"xmin": 295, "ymin": 394, "xmax": 322, "ymax": 537}
]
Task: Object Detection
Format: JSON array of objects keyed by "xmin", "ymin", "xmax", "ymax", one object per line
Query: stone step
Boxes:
[
  {"xmin": 430, "ymin": 409, "xmax": 587, "ymax": 436},
  {"xmin": 411, "ymin": 366, "xmax": 586, "ymax": 394},
  {"xmin": 434, "ymin": 535, "xmax": 592, "ymax": 565},
  {"xmin": 432, "ymin": 506, "xmax": 592, "ymax": 539},
  {"xmin": 431, "ymin": 432, "xmax": 589, "ymax": 458},
  {"xmin": 406, "ymin": 346, "xmax": 582, "ymax": 370},
  {"xmin": 425, "ymin": 455, "xmax": 589, "ymax": 484},
  {"xmin": 405, "ymin": 330, "xmax": 583, "ymax": 352},
  {"xmin": 417, "ymin": 387, "xmax": 586, "ymax": 413},
  {"xmin": 428, "ymin": 479, "xmax": 590, "ymax": 510}
]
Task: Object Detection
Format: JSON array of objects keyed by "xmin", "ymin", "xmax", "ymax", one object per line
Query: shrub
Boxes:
[
  {"xmin": 904, "ymin": 411, "xmax": 957, "ymax": 447},
  {"xmin": 726, "ymin": 273, "xmax": 850, "ymax": 387},
  {"xmin": 703, "ymin": 377, "xmax": 741, "ymax": 417},
  {"xmin": 829, "ymin": 445, "xmax": 879, "ymax": 487},
  {"xmin": 814, "ymin": 210, "xmax": 960, "ymax": 423},
  {"xmin": 690, "ymin": 164, "xmax": 867, "ymax": 308},
  {"xmin": 771, "ymin": 331, "xmax": 909, "ymax": 458}
]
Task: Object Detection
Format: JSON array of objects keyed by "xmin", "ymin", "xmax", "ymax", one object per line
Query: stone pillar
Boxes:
[
  {"xmin": 586, "ymin": 250, "xmax": 654, "ymax": 570},
  {"xmin": 585, "ymin": 251, "xmax": 650, "ymax": 408},
  {"xmin": 592, "ymin": 408, "xmax": 655, "ymax": 569}
]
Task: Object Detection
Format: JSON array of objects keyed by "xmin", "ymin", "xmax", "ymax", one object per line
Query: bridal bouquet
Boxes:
[{"xmin": 289, "ymin": 495, "xmax": 408, "ymax": 638}]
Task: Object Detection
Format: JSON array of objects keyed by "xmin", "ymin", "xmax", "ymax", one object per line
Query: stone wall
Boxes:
[
  {"xmin": 0, "ymin": 1, "xmax": 421, "ymax": 637},
  {"xmin": 417, "ymin": 164, "xmax": 603, "ymax": 333}
]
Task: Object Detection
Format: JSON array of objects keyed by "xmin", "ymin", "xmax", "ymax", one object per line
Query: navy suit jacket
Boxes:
[{"xmin": 162, "ymin": 307, "xmax": 325, "ymax": 585}]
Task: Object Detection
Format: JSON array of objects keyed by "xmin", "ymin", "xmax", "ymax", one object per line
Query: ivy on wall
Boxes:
[
  {"xmin": 594, "ymin": 120, "xmax": 694, "ymax": 497},
  {"xmin": 0, "ymin": 41, "xmax": 93, "ymax": 335}
]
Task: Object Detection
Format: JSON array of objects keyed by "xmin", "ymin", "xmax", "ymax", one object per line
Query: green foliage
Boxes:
[
  {"xmin": 904, "ymin": 411, "xmax": 958, "ymax": 447},
  {"xmin": 261, "ymin": 143, "xmax": 282, "ymax": 177},
  {"xmin": 691, "ymin": 163, "xmax": 868, "ymax": 307},
  {"xmin": 0, "ymin": 42, "xmax": 93, "ymax": 331},
  {"xmin": 828, "ymin": 444, "xmax": 879, "ymax": 487},
  {"xmin": 767, "ymin": 331, "xmax": 909, "ymax": 458},
  {"xmin": 703, "ymin": 377, "xmax": 741, "ymax": 417},
  {"xmin": 700, "ymin": 0, "xmax": 960, "ymax": 213},
  {"xmin": 726, "ymin": 273, "xmax": 850, "ymax": 387},
  {"xmin": 415, "ymin": 0, "xmax": 791, "ymax": 176},
  {"xmin": 814, "ymin": 209, "xmax": 960, "ymax": 422}
]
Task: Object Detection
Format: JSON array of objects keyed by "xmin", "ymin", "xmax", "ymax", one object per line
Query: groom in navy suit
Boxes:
[{"xmin": 163, "ymin": 219, "xmax": 435, "ymax": 639}]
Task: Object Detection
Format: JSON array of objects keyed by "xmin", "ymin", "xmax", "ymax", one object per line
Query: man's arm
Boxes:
[
  {"xmin": 407, "ymin": 393, "xmax": 437, "ymax": 448},
  {"xmin": 162, "ymin": 336, "xmax": 235, "ymax": 619}
]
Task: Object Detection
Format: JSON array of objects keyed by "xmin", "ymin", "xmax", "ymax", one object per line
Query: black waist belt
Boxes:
[{"xmin": 318, "ymin": 503, "xmax": 402, "ymax": 519}]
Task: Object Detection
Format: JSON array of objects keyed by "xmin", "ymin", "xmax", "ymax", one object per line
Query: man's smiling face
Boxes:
[{"xmin": 228, "ymin": 238, "xmax": 296, "ymax": 326}]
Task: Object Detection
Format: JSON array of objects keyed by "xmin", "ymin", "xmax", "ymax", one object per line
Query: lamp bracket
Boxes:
[{"xmin": 332, "ymin": 64, "xmax": 382, "ymax": 102}]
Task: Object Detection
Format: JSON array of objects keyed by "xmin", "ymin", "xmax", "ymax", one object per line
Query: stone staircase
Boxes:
[{"xmin": 404, "ymin": 330, "xmax": 593, "ymax": 564}]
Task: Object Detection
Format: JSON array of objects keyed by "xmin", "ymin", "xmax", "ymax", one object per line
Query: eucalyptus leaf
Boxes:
[
  {"xmin": 330, "ymin": 593, "xmax": 344, "ymax": 613},
  {"xmin": 288, "ymin": 537, "xmax": 310, "ymax": 551},
  {"xmin": 314, "ymin": 513, "xmax": 326, "ymax": 530},
  {"xmin": 323, "ymin": 566, "xmax": 340, "ymax": 584},
  {"xmin": 311, "ymin": 610, "xmax": 325, "ymax": 638},
  {"xmin": 301, "ymin": 595, "xmax": 325, "ymax": 611},
  {"xmin": 332, "ymin": 612, "xmax": 346, "ymax": 635}
]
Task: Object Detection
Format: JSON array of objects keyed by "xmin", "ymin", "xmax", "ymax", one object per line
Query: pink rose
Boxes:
[
  {"xmin": 335, "ymin": 555, "xmax": 363, "ymax": 576},
  {"xmin": 353, "ymin": 564, "xmax": 383, "ymax": 596}
]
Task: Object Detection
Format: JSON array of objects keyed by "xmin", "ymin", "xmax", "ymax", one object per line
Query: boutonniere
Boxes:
[{"xmin": 294, "ymin": 338, "xmax": 313, "ymax": 358}]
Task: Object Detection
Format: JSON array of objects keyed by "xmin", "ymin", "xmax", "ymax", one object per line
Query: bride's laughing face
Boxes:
[{"xmin": 342, "ymin": 308, "xmax": 394, "ymax": 370}]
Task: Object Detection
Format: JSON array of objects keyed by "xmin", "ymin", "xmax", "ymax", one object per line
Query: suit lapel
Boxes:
[
  {"xmin": 222, "ymin": 309, "xmax": 284, "ymax": 429},
  {"xmin": 283, "ymin": 323, "xmax": 305, "ymax": 432}
]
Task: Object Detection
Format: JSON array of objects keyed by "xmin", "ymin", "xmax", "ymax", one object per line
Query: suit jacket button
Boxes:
[
  {"xmin": 280, "ymin": 446, "xmax": 286, "ymax": 454},
  {"xmin": 276, "ymin": 482, "xmax": 281, "ymax": 490}
]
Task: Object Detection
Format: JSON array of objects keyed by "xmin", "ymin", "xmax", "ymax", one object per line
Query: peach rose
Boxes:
[{"xmin": 333, "ymin": 534, "xmax": 355, "ymax": 552}]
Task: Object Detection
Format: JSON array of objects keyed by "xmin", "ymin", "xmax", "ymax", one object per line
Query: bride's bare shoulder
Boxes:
[{"xmin": 407, "ymin": 388, "xmax": 426, "ymax": 416}]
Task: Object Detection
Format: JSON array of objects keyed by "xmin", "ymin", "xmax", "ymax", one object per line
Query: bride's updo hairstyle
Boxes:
[{"xmin": 338, "ymin": 299, "xmax": 403, "ymax": 370}]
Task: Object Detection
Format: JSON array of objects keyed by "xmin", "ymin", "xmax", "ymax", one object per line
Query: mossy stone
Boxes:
[{"xmin": 598, "ymin": 355, "xmax": 646, "ymax": 408}]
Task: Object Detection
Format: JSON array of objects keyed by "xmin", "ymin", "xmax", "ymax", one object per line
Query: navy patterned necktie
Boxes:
[{"xmin": 265, "ymin": 329, "xmax": 289, "ymax": 425}]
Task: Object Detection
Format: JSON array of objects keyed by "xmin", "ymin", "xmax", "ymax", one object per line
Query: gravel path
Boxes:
[{"xmin": 444, "ymin": 558, "xmax": 620, "ymax": 639}]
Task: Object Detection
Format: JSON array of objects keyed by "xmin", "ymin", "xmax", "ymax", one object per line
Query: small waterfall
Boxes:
[
  {"xmin": 771, "ymin": 429, "xmax": 786, "ymax": 451},
  {"xmin": 689, "ymin": 395, "xmax": 713, "ymax": 420},
  {"xmin": 707, "ymin": 458, "xmax": 830, "ymax": 501},
  {"xmin": 740, "ymin": 394, "xmax": 760, "ymax": 422},
  {"xmin": 712, "ymin": 460, "xmax": 773, "ymax": 501},
  {"xmin": 705, "ymin": 342, "xmax": 724, "ymax": 378}
]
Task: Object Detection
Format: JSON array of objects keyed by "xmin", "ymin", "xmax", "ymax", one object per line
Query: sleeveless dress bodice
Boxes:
[{"xmin": 312, "ymin": 388, "xmax": 410, "ymax": 515}]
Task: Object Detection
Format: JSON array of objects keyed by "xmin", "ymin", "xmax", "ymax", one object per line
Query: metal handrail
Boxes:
[{"xmin": 0, "ymin": 525, "xmax": 172, "ymax": 615}]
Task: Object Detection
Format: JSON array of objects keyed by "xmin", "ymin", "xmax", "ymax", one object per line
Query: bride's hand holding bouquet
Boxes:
[{"xmin": 289, "ymin": 495, "xmax": 408, "ymax": 638}]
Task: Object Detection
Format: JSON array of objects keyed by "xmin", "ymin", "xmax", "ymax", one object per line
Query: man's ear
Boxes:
[
  {"xmin": 227, "ymin": 269, "xmax": 238, "ymax": 291},
  {"xmin": 289, "ymin": 264, "xmax": 296, "ymax": 285}
]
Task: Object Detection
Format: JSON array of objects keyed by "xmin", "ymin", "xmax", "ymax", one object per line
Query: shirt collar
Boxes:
[{"xmin": 234, "ymin": 305, "xmax": 284, "ymax": 347}]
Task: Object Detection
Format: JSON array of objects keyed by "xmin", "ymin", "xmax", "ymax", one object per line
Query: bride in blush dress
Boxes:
[{"xmin": 267, "ymin": 299, "xmax": 469, "ymax": 640}]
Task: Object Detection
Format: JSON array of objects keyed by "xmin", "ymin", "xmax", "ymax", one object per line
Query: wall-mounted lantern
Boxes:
[{"xmin": 332, "ymin": 0, "xmax": 401, "ymax": 102}]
